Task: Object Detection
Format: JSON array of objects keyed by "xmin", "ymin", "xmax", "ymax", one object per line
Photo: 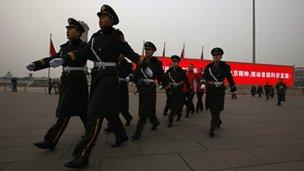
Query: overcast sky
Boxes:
[{"xmin": 1, "ymin": 0, "xmax": 303, "ymax": 77}]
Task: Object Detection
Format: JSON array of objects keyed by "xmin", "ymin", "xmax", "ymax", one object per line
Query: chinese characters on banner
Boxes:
[{"xmin": 156, "ymin": 57, "xmax": 294, "ymax": 86}]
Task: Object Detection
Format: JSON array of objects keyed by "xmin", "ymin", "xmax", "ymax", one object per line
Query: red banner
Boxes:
[{"xmin": 157, "ymin": 57, "xmax": 294, "ymax": 87}]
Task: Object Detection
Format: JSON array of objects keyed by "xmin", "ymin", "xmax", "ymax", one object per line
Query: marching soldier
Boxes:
[
  {"xmin": 165, "ymin": 55, "xmax": 190, "ymax": 127},
  {"xmin": 103, "ymin": 54, "xmax": 134, "ymax": 133},
  {"xmin": 200, "ymin": 47, "xmax": 236, "ymax": 137},
  {"xmin": 162, "ymin": 63, "xmax": 173, "ymax": 116},
  {"xmin": 49, "ymin": 5, "xmax": 140, "ymax": 168},
  {"xmin": 117, "ymin": 55, "xmax": 134, "ymax": 125},
  {"xmin": 26, "ymin": 18, "xmax": 89, "ymax": 150},
  {"xmin": 275, "ymin": 79, "xmax": 287, "ymax": 106},
  {"xmin": 128, "ymin": 41, "xmax": 168, "ymax": 140}
]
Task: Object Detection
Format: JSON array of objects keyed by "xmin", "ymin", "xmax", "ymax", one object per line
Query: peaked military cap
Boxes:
[
  {"xmin": 211, "ymin": 47, "xmax": 224, "ymax": 56},
  {"xmin": 144, "ymin": 41, "xmax": 157, "ymax": 51},
  {"xmin": 97, "ymin": 5, "xmax": 119, "ymax": 25},
  {"xmin": 171, "ymin": 55, "xmax": 181, "ymax": 61},
  {"xmin": 66, "ymin": 18, "xmax": 85, "ymax": 33}
]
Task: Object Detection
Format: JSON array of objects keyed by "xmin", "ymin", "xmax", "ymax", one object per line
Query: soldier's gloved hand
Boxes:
[
  {"xmin": 158, "ymin": 85, "xmax": 163, "ymax": 90},
  {"xmin": 200, "ymin": 84, "xmax": 206, "ymax": 90},
  {"xmin": 125, "ymin": 74, "xmax": 133, "ymax": 83},
  {"xmin": 26, "ymin": 63, "xmax": 36, "ymax": 71},
  {"xmin": 49, "ymin": 58, "xmax": 64, "ymax": 68},
  {"xmin": 125, "ymin": 76, "xmax": 131, "ymax": 83},
  {"xmin": 230, "ymin": 86, "xmax": 237, "ymax": 92}
]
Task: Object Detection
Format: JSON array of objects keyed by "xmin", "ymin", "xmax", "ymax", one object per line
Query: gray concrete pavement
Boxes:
[{"xmin": 0, "ymin": 91, "xmax": 304, "ymax": 171}]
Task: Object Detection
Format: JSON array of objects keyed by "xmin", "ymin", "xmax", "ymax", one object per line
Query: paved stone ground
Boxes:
[{"xmin": 0, "ymin": 91, "xmax": 304, "ymax": 171}]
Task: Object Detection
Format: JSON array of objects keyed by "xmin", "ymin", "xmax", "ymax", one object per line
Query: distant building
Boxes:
[
  {"xmin": 295, "ymin": 67, "xmax": 304, "ymax": 87},
  {"xmin": 4, "ymin": 71, "xmax": 13, "ymax": 79}
]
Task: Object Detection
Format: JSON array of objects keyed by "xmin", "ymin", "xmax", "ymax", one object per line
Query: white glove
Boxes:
[
  {"xmin": 144, "ymin": 67, "xmax": 153, "ymax": 78},
  {"xmin": 49, "ymin": 58, "xmax": 64, "ymax": 68},
  {"xmin": 200, "ymin": 84, "xmax": 206, "ymax": 90},
  {"xmin": 26, "ymin": 63, "xmax": 36, "ymax": 71},
  {"xmin": 159, "ymin": 85, "xmax": 163, "ymax": 90},
  {"xmin": 125, "ymin": 76, "xmax": 131, "ymax": 83}
]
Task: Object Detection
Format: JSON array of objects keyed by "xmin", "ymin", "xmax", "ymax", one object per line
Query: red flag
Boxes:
[
  {"xmin": 180, "ymin": 43, "xmax": 185, "ymax": 58},
  {"xmin": 49, "ymin": 37, "xmax": 57, "ymax": 57},
  {"xmin": 162, "ymin": 42, "xmax": 166, "ymax": 57}
]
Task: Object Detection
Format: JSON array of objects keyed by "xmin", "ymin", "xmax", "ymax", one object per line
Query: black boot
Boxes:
[
  {"xmin": 125, "ymin": 116, "xmax": 133, "ymax": 126},
  {"xmin": 64, "ymin": 157, "xmax": 88, "ymax": 168},
  {"xmin": 131, "ymin": 131, "xmax": 141, "ymax": 141},
  {"xmin": 209, "ymin": 122, "xmax": 216, "ymax": 137},
  {"xmin": 33, "ymin": 140, "xmax": 57, "ymax": 150},
  {"xmin": 150, "ymin": 121, "xmax": 160, "ymax": 131},
  {"xmin": 111, "ymin": 136, "xmax": 129, "ymax": 148},
  {"xmin": 216, "ymin": 119, "xmax": 222, "ymax": 129}
]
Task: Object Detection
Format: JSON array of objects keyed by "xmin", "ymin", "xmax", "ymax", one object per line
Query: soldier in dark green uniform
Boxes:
[
  {"xmin": 26, "ymin": 18, "xmax": 88, "ymax": 150},
  {"xmin": 128, "ymin": 41, "xmax": 168, "ymax": 140},
  {"xmin": 165, "ymin": 55, "xmax": 190, "ymax": 127},
  {"xmin": 201, "ymin": 47, "xmax": 236, "ymax": 137},
  {"xmin": 49, "ymin": 5, "xmax": 140, "ymax": 168}
]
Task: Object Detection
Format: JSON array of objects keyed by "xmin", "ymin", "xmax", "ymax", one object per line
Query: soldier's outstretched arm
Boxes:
[{"xmin": 26, "ymin": 51, "xmax": 60, "ymax": 71}]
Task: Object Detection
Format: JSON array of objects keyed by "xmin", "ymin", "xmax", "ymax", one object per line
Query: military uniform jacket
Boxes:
[
  {"xmin": 32, "ymin": 39, "xmax": 88, "ymax": 118},
  {"xmin": 165, "ymin": 66, "xmax": 189, "ymax": 95},
  {"xmin": 201, "ymin": 61, "xmax": 235, "ymax": 111},
  {"xmin": 61, "ymin": 27, "xmax": 140, "ymax": 117},
  {"xmin": 165, "ymin": 65, "xmax": 190, "ymax": 114},
  {"xmin": 132, "ymin": 56, "xmax": 167, "ymax": 86}
]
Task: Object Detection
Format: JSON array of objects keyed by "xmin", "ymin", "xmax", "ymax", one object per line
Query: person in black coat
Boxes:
[
  {"xmin": 275, "ymin": 79, "xmax": 287, "ymax": 106},
  {"xmin": 26, "ymin": 18, "xmax": 89, "ymax": 151},
  {"xmin": 103, "ymin": 55, "xmax": 134, "ymax": 133},
  {"xmin": 49, "ymin": 5, "xmax": 141, "ymax": 168},
  {"xmin": 128, "ymin": 41, "xmax": 168, "ymax": 140},
  {"xmin": 165, "ymin": 55, "xmax": 190, "ymax": 127},
  {"xmin": 201, "ymin": 47, "xmax": 236, "ymax": 137}
]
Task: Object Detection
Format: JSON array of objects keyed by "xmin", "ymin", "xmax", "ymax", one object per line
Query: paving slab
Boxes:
[
  {"xmin": 0, "ymin": 91, "xmax": 304, "ymax": 170},
  {"xmin": 180, "ymin": 149, "xmax": 265, "ymax": 170},
  {"xmin": 99, "ymin": 154, "xmax": 191, "ymax": 171}
]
